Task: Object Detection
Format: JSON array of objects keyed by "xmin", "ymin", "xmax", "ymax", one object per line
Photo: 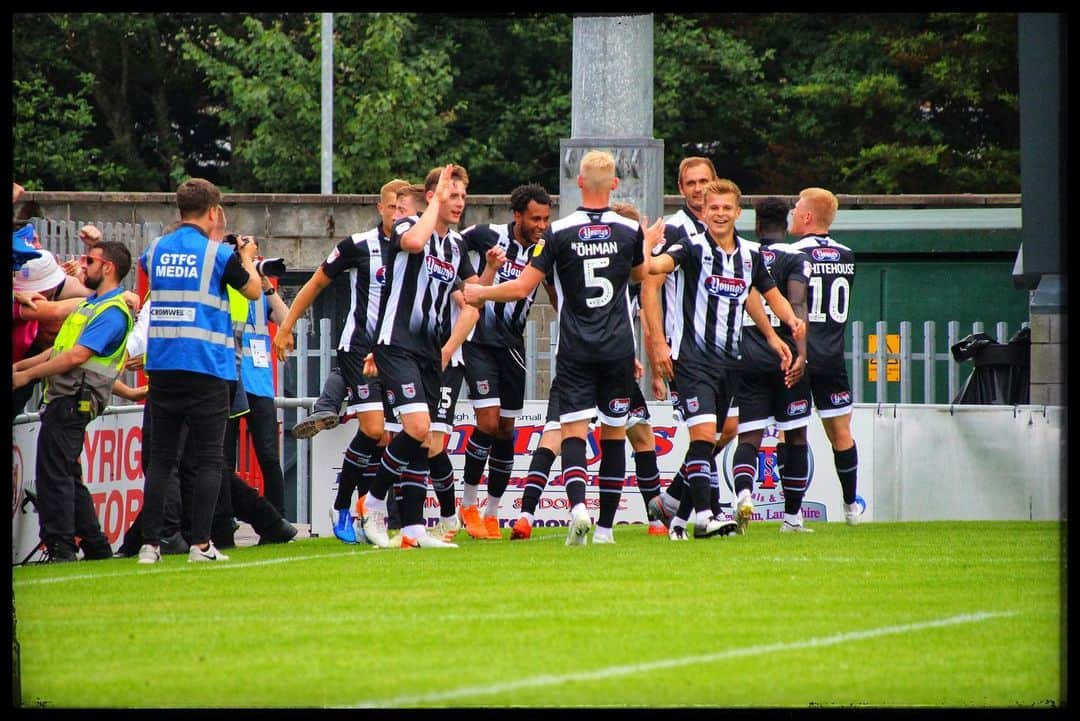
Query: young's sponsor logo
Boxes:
[
  {"xmin": 497, "ymin": 260, "xmax": 526, "ymax": 282},
  {"xmin": 705, "ymin": 275, "xmax": 746, "ymax": 298},
  {"xmin": 608, "ymin": 397, "xmax": 630, "ymax": 414},
  {"xmin": 830, "ymin": 391, "xmax": 851, "ymax": 406},
  {"xmin": 787, "ymin": 399, "xmax": 810, "ymax": 416},
  {"xmin": 811, "ymin": 247, "xmax": 841, "ymax": 262},
  {"xmin": 424, "ymin": 255, "xmax": 456, "ymax": 283},
  {"xmin": 578, "ymin": 224, "xmax": 612, "ymax": 241}
]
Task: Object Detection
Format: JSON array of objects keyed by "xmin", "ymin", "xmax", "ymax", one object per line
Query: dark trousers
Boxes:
[
  {"xmin": 228, "ymin": 393, "xmax": 286, "ymax": 516},
  {"xmin": 142, "ymin": 370, "xmax": 229, "ymax": 546},
  {"xmin": 313, "ymin": 366, "xmax": 348, "ymax": 415},
  {"xmin": 34, "ymin": 396, "xmax": 111, "ymax": 558}
]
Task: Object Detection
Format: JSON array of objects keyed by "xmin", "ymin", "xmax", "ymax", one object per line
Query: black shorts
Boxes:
[
  {"xmin": 627, "ymin": 381, "xmax": 651, "ymax": 428},
  {"xmin": 807, "ymin": 363, "xmax": 854, "ymax": 418},
  {"xmin": 554, "ymin": 355, "xmax": 635, "ymax": 427},
  {"xmin": 462, "ymin": 341, "xmax": 527, "ymax": 417},
  {"xmin": 373, "ymin": 344, "xmax": 441, "ymax": 422},
  {"xmin": 337, "ymin": 348, "xmax": 389, "ymax": 417},
  {"xmin": 735, "ymin": 368, "xmax": 812, "ymax": 433},
  {"xmin": 431, "ymin": 363, "xmax": 465, "ymax": 434},
  {"xmin": 672, "ymin": 356, "xmax": 738, "ymax": 429}
]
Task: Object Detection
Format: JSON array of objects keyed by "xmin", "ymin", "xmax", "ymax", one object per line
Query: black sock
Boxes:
[
  {"xmin": 834, "ymin": 444, "xmax": 858, "ymax": 505},
  {"xmin": 521, "ymin": 447, "xmax": 556, "ymax": 515},
  {"xmin": 597, "ymin": 439, "xmax": 626, "ymax": 528},
  {"xmin": 732, "ymin": 442, "xmax": 759, "ymax": 497},
  {"xmin": 561, "ymin": 437, "xmax": 588, "ymax": 508},
  {"xmin": 371, "ymin": 433, "xmax": 423, "ymax": 501},
  {"xmin": 685, "ymin": 440, "xmax": 714, "ymax": 514},
  {"xmin": 633, "ymin": 450, "xmax": 660, "ymax": 507},
  {"xmin": 782, "ymin": 443, "xmax": 809, "ymax": 516},
  {"xmin": 462, "ymin": 429, "xmax": 494, "ymax": 485},
  {"xmin": 358, "ymin": 446, "xmax": 384, "ymax": 498},
  {"xmin": 429, "ymin": 451, "xmax": 456, "ymax": 517},
  {"xmin": 335, "ymin": 431, "xmax": 378, "ymax": 510},
  {"xmin": 486, "ymin": 436, "xmax": 516, "ymax": 499},
  {"xmin": 666, "ymin": 465, "xmax": 686, "ymax": 500}
]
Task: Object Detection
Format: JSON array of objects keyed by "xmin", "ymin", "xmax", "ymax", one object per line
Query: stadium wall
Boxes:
[{"xmin": 11, "ymin": 402, "xmax": 1063, "ymax": 562}]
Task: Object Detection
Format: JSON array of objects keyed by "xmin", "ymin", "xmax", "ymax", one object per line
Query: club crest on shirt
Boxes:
[
  {"xmin": 608, "ymin": 397, "xmax": 630, "ymax": 414},
  {"xmin": 375, "ymin": 266, "xmax": 387, "ymax": 285},
  {"xmin": 578, "ymin": 224, "xmax": 612, "ymax": 241},
  {"xmin": 811, "ymin": 247, "xmax": 841, "ymax": 262},
  {"xmin": 704, "ymin": 275, "xmax": 746, "ymax": 298},
  {"xmin": 402, "ymin": 382, "xmax": 417, "ymax": 399},
  {"xmin": 425, "ymin": 255, "xmax": 456, "ymax": 283}
]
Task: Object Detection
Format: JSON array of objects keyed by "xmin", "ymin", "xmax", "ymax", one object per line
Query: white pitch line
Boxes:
[
  {"xmin": 13, "ymin": 549, "xmax": 377, "ymax": 587},
  {"xmin": 352, "ymin": 610, "xmax": 1018, "ymax": 708}
]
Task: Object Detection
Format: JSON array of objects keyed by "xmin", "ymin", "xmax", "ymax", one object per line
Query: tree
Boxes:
[{"xmin": 180, "ymin": 13, "xmax": 460, "ymax": 193}]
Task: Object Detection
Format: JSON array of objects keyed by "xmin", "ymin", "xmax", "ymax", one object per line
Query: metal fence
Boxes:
[{"xmin": 30, "ymin": 218, "xmax": 163, "ymax": 293}]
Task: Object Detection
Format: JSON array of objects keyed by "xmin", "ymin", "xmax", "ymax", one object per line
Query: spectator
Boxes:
[{"xmin": 12, "ymin": 241, "xmax": 135, "ymax": 562}]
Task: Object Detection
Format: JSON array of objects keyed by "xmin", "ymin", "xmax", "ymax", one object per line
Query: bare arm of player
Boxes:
[
  {"xmin": 273, "ymin": 266, "xmax": 333, "ymax": 361},
  {"xmin": 462, "ymin": 264, "xmax": 545, "ymax": 307},
  {"xmin": 762, "ymin": 286, "xmax": 805, "ymax": 343},
  {"xmin": 401, "ymin": 164, "xmax": 454, "ymax": 254},
  {"xmin": 477, "ymin": 245, "xmax": 506, "ymax": 286},
  {"xmin": 782, "ymin": 277, "xmax": 810, "ymax": 387},
  {"xmin": 441, "ymin": 289, "xmax": 480, "ymax": 371},
  {"xmin": 746, "ymin": 289, "xmax": 792, "ymax": 373}
]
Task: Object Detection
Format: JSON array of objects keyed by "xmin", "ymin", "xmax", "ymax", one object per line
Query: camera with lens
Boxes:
[{"xmin": 223, "ymin": 233, "xmax": 287, "ymax": 278}]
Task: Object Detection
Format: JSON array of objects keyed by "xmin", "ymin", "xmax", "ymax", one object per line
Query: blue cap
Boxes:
[{"xmin": 13, "ymin": 224, "xmax": 41, "ymax": 271}]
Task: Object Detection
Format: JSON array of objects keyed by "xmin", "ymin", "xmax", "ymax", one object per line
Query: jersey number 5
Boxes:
[{"xmin": 583, "ymin": 257, "xmax": 614, "ymax": 308}]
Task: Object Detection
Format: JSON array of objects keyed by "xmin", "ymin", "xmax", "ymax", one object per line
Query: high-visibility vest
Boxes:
[
  {"xmin": 44, "ymin": 289, "xmax": 133, "ymax": 418},
  {"xmin": 228, "ymin": 287, "xmax": 275, "ymax": 399},
  {"xmin": 142, "ymin": 225, "xmax": 237, "ymax": 379}
]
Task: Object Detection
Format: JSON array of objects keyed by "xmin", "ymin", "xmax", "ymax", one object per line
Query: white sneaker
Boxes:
[
  {"xmin": 668, "ymin": 525, "xmax": 689, "ymax": 541},
  {"xmin": 361, "ymin": 509, "xmax": 391, "ymax": 548},
  {"xmin": 736, "ymin": 494, "xmax": 754, "ymax": 535},
  {"xmin": 565, "ymin": 506, "xmax": 592, "ymax": 546},
  {"xmin": 137, "ymin": 544, "xmax": 161, "ymax": 565},
  {"xmin": 693, "ymin": 515, "xmax": 739, "ymax": 539},
  {"xmin": 593, "ymin": 528, "xmax": 615, "ymax": 545},
  {"xmin": 353, "ymin": 517, "xmax": 370, "ymax": 545},
  {"xmin": 401, "ymin": 532, "xmax": 459, "ymax": 549},
  {"xmin": 844, "ymin": 502, "xmax": 862, "ymax": 526},
  {"xmin": 780, "ymin": 521, "xmax": 814, "ymax": 533},
  {"xmin": 188, "ymin": 542, "xmax": 230, "ymax": 562},
  {"xmin": 434, "ymin": 515, "xmax": 461, "ymax": 543}
]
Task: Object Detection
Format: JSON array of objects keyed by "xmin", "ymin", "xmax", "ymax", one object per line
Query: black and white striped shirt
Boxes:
[
  {"xmin": 659, "ymin": 206, "xmax": 707, "ymax": 344},
  {"xmin": 320, "ymin": 225, "xmax": 389, "ymax": 355},
  {"xmin": 663, "ymin": 232, "xmax": 775, "ymax": 366},
  {"xmin": 528, "ymin": 207, "xmax": 644, "ymax": 363},
  {"xmin": 460, "ymin": 222, "xmax": 539, "ymax": 350},
  {"xmin": 376, "ymin": 216, "xmax": 476, "ymax": 361},
  {"xmin": 790, "ymin": 234, "xmax": 855, "ymax": 371}
]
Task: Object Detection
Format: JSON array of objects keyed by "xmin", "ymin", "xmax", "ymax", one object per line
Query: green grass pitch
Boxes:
[{"xmin": 12, "ymin": 520, "xmax": 1064, "ymax": 709}]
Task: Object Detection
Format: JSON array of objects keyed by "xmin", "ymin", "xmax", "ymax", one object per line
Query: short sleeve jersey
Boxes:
[
  {"xmin": 321, "ymin": 225, "xmax": 389, "ymax": 355},
  {"xmin": 740, "ymin": 240, "xmax": 812, "ymax": 371},
  {"xmin": 376, "ymin": 216, "xmax": 476, "ymax": 361},
  {"xmin": 790, "ymin": 234, "xmax": 855, "ymax": 370},
  {"xmin": 662, "ymin": 232, "xmax": 775, "ymax": 366},
  {"xmin": 460, "ymin": 222, "xmax": 539, "ymax": 350},
  {"xmin": 658, "ymin": 207, "xmax": 708, "ymax": 342},
  {"xmin": 528, "ymin": 207, "xmax": 644, "ymax": 363}
]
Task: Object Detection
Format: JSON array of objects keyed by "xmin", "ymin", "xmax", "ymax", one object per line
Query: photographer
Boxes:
[{"xmin": 213, "ymin": 218, "xmax": 296, "ymax": 544}]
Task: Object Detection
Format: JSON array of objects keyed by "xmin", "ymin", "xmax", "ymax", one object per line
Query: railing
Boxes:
[{"xmin": 30, "ymin": 218, "xmax": 163, "ymax": 293}]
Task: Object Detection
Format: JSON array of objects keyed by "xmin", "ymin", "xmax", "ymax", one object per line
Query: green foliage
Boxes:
[
  {"xmin": 12, "ymin": 13, "xmax": 1022, "ymax": 195},
  {"xmin": 12, "ymin": 73, "xmax": 126, "ymax": 191}
]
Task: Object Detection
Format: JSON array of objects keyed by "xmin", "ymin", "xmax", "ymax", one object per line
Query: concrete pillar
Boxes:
[{"xmin": 559, "ymin": 14, "xmax": 664, "ymax": 224}]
